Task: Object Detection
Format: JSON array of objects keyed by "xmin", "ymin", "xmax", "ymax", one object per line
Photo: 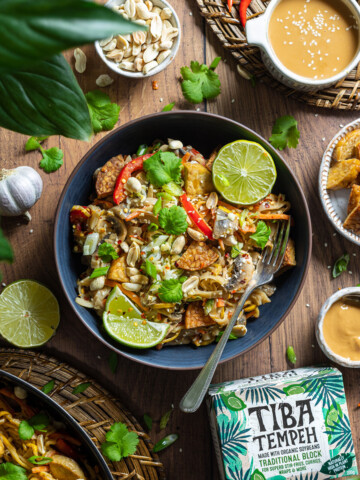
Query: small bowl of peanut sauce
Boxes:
[
  {"xmin": 246, "ymin": 0, "xmax": 360, "ymax": 91},
  {"xmin": 317, "ymin": 287, "xmax": 360, "ymax": 368}
]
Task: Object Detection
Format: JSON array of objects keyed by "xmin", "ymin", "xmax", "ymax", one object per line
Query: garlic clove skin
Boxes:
[{"xmin": 0, "ymin": 166, "xmax": 43, "ymax": 217}]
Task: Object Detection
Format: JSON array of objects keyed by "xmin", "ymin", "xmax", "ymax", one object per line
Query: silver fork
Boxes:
[{"xmin": 179, "ymin": 217, "xmax": 291, "ymax": 413}]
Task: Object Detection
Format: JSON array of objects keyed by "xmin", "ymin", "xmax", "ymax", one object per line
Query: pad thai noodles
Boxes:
[
  {"xmin": 71, "ymin": 139, "xmax": 296, "ymax": 348},
  {"xmin": 0, "ymin": 385, "xmax": 100, "ymax": 479}
]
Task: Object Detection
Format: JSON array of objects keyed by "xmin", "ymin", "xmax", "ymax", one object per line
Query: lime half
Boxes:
[
  {"xmin": 212, "ymin": 140, "xmax": 277, "ymax": 205},
  {"xmin": 0, "ymin": 280, "xmax": 60, "ymax": 347},
  {"xmin": 103, "ymin": 287, "xmax": 170, "ymax": 348}
]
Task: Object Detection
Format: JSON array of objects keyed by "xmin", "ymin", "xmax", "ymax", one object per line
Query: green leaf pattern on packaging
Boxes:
[{"xmin": 207, "ymin": 367, "xmax": 358, "ymax": 480}]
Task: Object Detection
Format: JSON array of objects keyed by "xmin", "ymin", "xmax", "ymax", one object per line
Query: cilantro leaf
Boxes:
[
  {"xmin": 90, "ymin": 266, "xmax": 109, "ymax": 278},
  {"xmin": 158, "ymin": 278, "xmax": 183, "ymax": 303},
  {"xmin": 144, "ymin": 259, "xmax": 157, "ymax": 280},
  {"xmin": 41, "ymin": 380, "xmax": 55, "ymax": 395},
  {"xmin": 25, "ymin": 136, "xmax": 48, "ymax": 152},
  {"xmin": 108, "ymin": 351, "xmax": 118, "ymax": 374},
  {"xmin": 250, "ymin": 221, "xmax": 271, "ymax": 249},
  {"xmin": 85, "ymin": 90, "xmax": 121, "ymax": 134},
  {"xmin": 19, "ymin": 413, "xmax": 49, "ymax": 440},
  {"xmin": 231, "ymin": 242, "xmax": 243, "ymax": 259},
  {"xmin": 158, "ymin": 206, "xmax": 188, "ymax": 235},
  {"xmin": 39, "ymin": 146, "xmax": 63, "ymax": 173},
  {"xmin": 269, "ymin": 115, "xmax": 300, "ymax": 150},
  {"xmin": 162, "ymin": 102, "xmax": 175, "ymax": 112},
  {"xmin": 143, "ymin": 151, "xmax": 182, "ymax": 187},
  {"xmin": 332, "ymin": 253, "xmax": 350, "ymax": 278},
  {"xmin": 160, "ymin": 408, "xmax": 173, "ymax": 430},
  {"xmin": 101, "ymin": 422, "xmax": 139, "ymax": 462},
  {"xmin": 0, "ymin": 462, "xmax": 27, "ymax": 480},
  {"xmin": 72, "ymin": 382, "xmax": 91, "ymax": 395},
  {"xmin": 98, "ymin": 243, "xmax": 119, "ymax": 263},
  {"xmin": 180, "ymin": 57, "xmax": 221, "ymax": 104}
]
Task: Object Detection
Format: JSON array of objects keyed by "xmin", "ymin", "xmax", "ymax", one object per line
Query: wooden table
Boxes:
[{"xmin": 1, "ymin": 1, "xmax": 360, "ymax": 478}]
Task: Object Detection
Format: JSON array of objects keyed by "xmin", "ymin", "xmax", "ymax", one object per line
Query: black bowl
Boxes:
[
  {"xmin": 54, "ymin": 111, "xmax": 312, "ymax": 370},
  {"xmin": 0, "ymin": 369, "xmax": 113, "ymax": 479}
]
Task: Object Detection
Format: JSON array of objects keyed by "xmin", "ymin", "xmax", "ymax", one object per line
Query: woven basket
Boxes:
[
  {"xmin": 0, "ymin": 349, "xmax": 165, "ymax": 480},
  {"xmin": 195, "ymin": 0, "xmax": 360, "ymax": 110}
]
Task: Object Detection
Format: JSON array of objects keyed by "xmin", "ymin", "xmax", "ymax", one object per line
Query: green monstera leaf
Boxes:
[
  {"xmin": 221, "ymin": 392, "xmax": 246, "ymax": 411},
  {"xmin": 320, "ymin": 453, "xmax": 354, "ymax": 475},
  {"xmin": 251, "ymin": 469, "xmax": 266, "ymax": 480},
  {"xmin": 283, "ymin": 384, "xmax": 305, "ymax": 396}
]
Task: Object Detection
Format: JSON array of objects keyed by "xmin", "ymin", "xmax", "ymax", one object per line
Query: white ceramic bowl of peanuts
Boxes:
[{"xmin": 95, "ymin": 0, "xmax": 181, "ymax": 78}]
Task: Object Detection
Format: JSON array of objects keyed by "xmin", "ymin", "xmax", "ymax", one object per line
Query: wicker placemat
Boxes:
[
  {"xmin": 0, "ymin": 349, "xmax": 165, "ymax": 480},
  {"xmin": 196, "ymin": 0, "xmax": 360, "ymax": 110}
]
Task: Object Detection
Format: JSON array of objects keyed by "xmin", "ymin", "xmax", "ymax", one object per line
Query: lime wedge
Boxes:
[
  {"xmin": 212, "ymin": 140, "xmax": 277, "ymax": 205},
  {"xmin": 0, "ymin": 280, "xmax": 60, "ymax": 347},
  {"xmin": 103, "ymin": 287, "xmax": 170, "ymax": 348}
]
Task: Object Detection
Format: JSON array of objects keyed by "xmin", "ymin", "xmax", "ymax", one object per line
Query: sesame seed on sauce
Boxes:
[{"xmin": 268, "ymin": 0, "xmax": 358, "ymax": 80}]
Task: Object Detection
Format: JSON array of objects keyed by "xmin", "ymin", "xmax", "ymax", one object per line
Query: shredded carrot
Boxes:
[
  {"xmin": 32, "ymin": 466, "xmax": 50, "ymax": 473},
  {"xmin": 181, "ymin": 152, "xmax": 191, "ymax": 164},
  {"xmin": 217, "ymin": 299, "xmax": 225, "ymax": 308},
  {"xmin": 218, "ymin": 239, "xmax": 225, "ymax": 251},
  {"xmin": 125, "ymin": 210, "xmax": 145, "ymax": 221},
  {"xmin": 358, "ymin": 403, "xmax": 360, "ymax": 408},
  {"xmin": 238, "ymin": 224, "xmax": 256, "ymax": 234},
  {"xmin": 255, "ymin": 214, "xmax": 290, "ymax": 220}
]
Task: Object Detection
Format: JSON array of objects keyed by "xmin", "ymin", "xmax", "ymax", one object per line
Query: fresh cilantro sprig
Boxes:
[
  {"xmin": 98, "ymin": 243, "xmax": 119, "ymax": 263},
  {"xmin": 18, "ymin": 413, "xmax": 49, "ymax": 440},
  {"xmin": 101, "ymin": 422, "xmax": 139, "ymax": 462},
  {"xmin": 158, "ymin": 206, "xmax": 188, "ymax": 235},
  {"xmin": 25, "ymin": 136, "xmax": 63, "ymax": 173},
  {"xmin": 0, "ymin": 462, "xmax": 27, "ymax": 480},
  {"xmin": 143, "ymin": 151, "xmax": 182, "ymax": 187},
  {"xmin": 250, "ymin": 221, "xmax": 271, "ymax": 249},
  {"xmin": 85, "ymin": 90, "xmax": 121, "ymax": 133},
  {"xmin": 158, "ymin": 278, "xmax": 183, "ymax": 303},
  {"xmin": 332, "ymin": 254, "xmax": 350, "ymax": 278},
  {"xmin": 269, "ymin": 115, "xmax": 300, "ymax": 150},
  {"xmin": 180, "ymin": 57, "xmax": 221, "ymax": 104}
]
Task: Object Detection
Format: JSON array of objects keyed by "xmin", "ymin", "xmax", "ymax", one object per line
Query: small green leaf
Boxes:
[
  {"xmin": 269, "ymin": 115, "xmax": 300, "ymax": 150},
  {"xmin": 25, "ymin": 136, "xmax": 48, "ymax": 151},
  {"xmin": 159, "ymin": 408, "xmax": 173, "ymax": 430},
  {"xmin": 162, "ymin": 102, "xmax": 175, "ymax": 112},
  {"xmin": 332, "ymin": 253, "xmax": 350, "ymax": 278},
  {"xmin": 286, "ymin": 345, "xmax": 296, "ymax": 365},
  {"xmin": 0, "ymin": 462, "xmax": 27, "ymax": 479},
  {"xmin": 216, "ymin": 331, "xmax": 237, "ymax": 342},
  {"xmin": 158, "ymin": 278, "xmax": 183, "ymax": 303},
  {"xmin": 18, "ymin": 420, "xmax": 34, "ymax": 440},
  {"xmin": 153, "ymin": 433, "xmax": 178, "ymax": 452},
  {"xmin": 101, "ymin": 422, "xmax": 139, "ymax": 461},
  {"xmin": 39, "ymin": 147, "xmax": 64, "ymax": 173},
  {"xmin": 72, "ymin": 382, "xmax": 91, "ymax": 395},
  {"xmin": 153, "ymin": 198, "xmax": 162, "ymax": 216},
  {"xmin": 19, "ymin": 413, "xmax": 49, "ymax": 440},
  {"xmin": 85, "ymin": 90, "xmax": 121, "ymax": 134},
  {"xmin": 108, "ymin": 351, "xmax": 118, "ymax": 374},
  {"xmin": 250, "ymin": 221, "xmax": 271, "ymax": 249},
  {"xmin": 90, "ymin": 267, "xmax": 109, "ymax": 278},
  {"xmin": 41, "ymin": 380, "xmax": 55, "ymax": 395},
  {"xmin": 143, "ymin": 413, "xmax": 153, "ymax": 432},
  {"xmin": 145, "ymin": 259, "xmax": 157, "ymax": 280},
  {"xmin": 158, "ymin": 206, "xmax": 188, "ymax": 235},
  {"xmin": 180, "ymin": 58, "xmax": 221, "ymax": 104},
  {"xmin": 98, "ymin": 243, "xmax": 119, "ymax": 263},
  {"xmin": 144, "ymin": 151, "xmax": 182, "ymax": 187}
]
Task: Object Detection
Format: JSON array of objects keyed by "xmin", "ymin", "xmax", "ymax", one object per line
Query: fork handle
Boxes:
[{"xmin": 179, "ymin": 282, "xmax": 256, "ymax": 413}]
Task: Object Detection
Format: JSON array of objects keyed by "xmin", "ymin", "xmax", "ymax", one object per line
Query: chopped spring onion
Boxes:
[{"xmin": 136, "ymin": 144, "xmax": 148, "ymax": 156}]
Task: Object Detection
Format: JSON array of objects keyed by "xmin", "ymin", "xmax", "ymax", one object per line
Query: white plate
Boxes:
[{"xmin": 319, "ymin": 118, "xmax": 360, "ymax": 247}]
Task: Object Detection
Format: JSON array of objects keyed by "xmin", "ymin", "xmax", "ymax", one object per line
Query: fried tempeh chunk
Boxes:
[
  {"xmin": 344, "ymin": 203, "xmax": 360, "ymax": 235},
  {"xmin": 107, "ymin": 255, "xmax": 129, "ymax": 283},
  {"xmin": 183, "ymin": 163, "xmax": 214, "ymax": 195},
  {"xmin": 334, "ymin": 129, "xmax": 360, "ymax": 161},
  {"xmin": 326, "ymin": 159, "xmax": 360, "ymax": 190},
  {"xmin": 185, "ymin": 302, "xmax": 216, "ymax": 329},
  {"xmin": 95, "ymin": 155, "xmax": 124, "ymax": 198},
  {"xmin": 347, "ymin": 184, "xmax": 360, "ymax": 214},
  {"xmin": 176, "ymin": 241, "xmax": 219, "ymax": 271}
]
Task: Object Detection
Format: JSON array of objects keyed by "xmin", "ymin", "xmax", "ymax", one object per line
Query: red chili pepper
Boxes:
[
  {"xmin": 180, "ymin": 194, "xmax": 213, "ymax": 240},
  {"xmin": 113, "ymin": 154, "xmax": 153, "ymax": 205},
  {"xmin": 227, "ymin": 0, "xmax": 233, "ymax": 12},
  {"xmin": 55, "ymin": 438, "xmax": 78, "ymax": 458},
  {"xmin": 69, "ymin": 206, "xmax": 91, "ymax": 224},
  {"xmin": 239, "ymin": 0, "xmax": 251, "ymax": 27}
]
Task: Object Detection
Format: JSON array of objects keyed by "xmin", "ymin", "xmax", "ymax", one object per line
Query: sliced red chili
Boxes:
[
  {"xmin": 55, "ymin": 438, "xmax": 78, "ymax": 458},
  {"xmin": 180, "ymin": 194, "xmax": 213, "ymax": 240},
  {"xmin": 239, "ymin": 0, "xmax": 251, "ymax": 27},
  {"xmin": 113, "ymin": 153, "xmax": 153, "ymax": 205},
  {"xmin": 227, "ymin": 0, "xmax": 233, "ymax": 12}
]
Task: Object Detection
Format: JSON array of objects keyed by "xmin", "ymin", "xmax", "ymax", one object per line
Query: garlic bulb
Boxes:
[{"xmin": 0, "ymin": 167, "xmax": 43, "ymax": 218}]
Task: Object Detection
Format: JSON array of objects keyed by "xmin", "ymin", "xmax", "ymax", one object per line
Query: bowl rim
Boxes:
[
  {"xmin": 94, "ymin": 0, "xmax": 181, "ymax": 79},
  {"xmin": 316, "ymin": 286, "xmax": 360, "ymax": 368},
  {"xmin": 54, "ymin": 110, "xmax": 312, "ymax": 370},
  {"xmin": 0, "ymin": 369, "xmax": 113, "ymax": 479},
  {"xmin": 318, "ymin": 118, "xmax": 360, "ymax": 247}
]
